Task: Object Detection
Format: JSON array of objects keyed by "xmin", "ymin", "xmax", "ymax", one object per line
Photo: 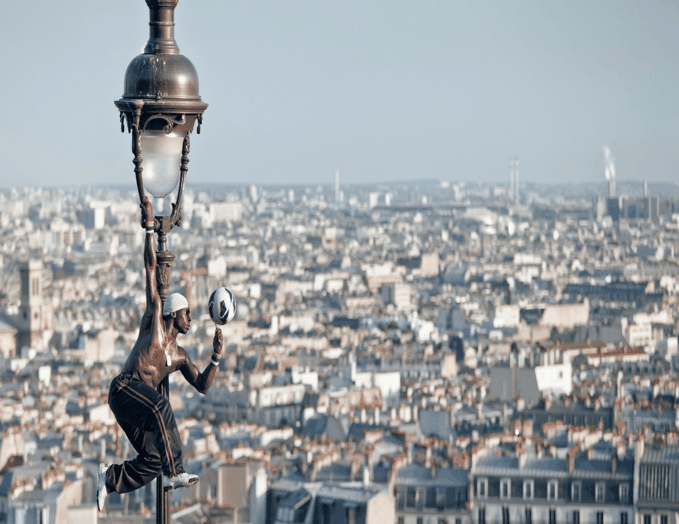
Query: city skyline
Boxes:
[
  {"xmin": 1, "ymin": 0, "xmax": 679, "ymax": 187},
  {"xmin": 2, "ymin": 176, "xmax": 679, "ymax": 521}
]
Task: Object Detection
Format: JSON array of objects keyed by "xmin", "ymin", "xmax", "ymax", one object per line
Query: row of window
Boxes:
[
  {"xmin": 395, "ymin": 486, "xmax": 467, "ymax": 511},
  {"xmin": 478, "ymin": 508, "xmax": 630, "ymax": 524},
  {"xmin": 394, "ymin": 512, "xmax": 671, "ymax": 524},
  {"xmin": 317, "ymin": 503, "xmax": 357, "ymax": 524},
  {"xmin": 397, "ymin": 518, "xmax": 461, "ymax": 524},
  {"xmin": 645, "ymin": 516, "xmax": 670, "ymax": 524},
  {"xmin": 476, "ymin": 478, "xmax": 630, "ymax": 504}
]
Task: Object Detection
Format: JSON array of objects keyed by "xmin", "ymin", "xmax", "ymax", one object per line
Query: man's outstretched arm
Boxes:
[
  {"xmin": 141, "ymin": 197, "xmax": 161, "ymax": 329},
  {"xmin": 179, "ymin": 327, "xmax": 223, "ymax": 394}
]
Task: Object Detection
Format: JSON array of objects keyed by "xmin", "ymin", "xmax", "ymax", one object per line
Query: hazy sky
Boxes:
[{"xmin": 1, "ymin": 0, "xmax": 678, "ymax": 187}]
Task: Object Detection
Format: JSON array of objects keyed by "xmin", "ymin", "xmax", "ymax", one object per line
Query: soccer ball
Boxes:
[{"xmin": 208, "ymin": 287, "xmax": 237, "ymax": 326}]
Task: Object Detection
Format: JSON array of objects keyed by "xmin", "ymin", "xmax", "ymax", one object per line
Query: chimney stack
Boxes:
[
  {"xmin": 517, "ymin": 396, "xmax": 525, "ymax": 412},
  {"xmin": 567, "ymin": 446, "xmax": 577, "ymax": 473},
  {"xmin": 517, "ymin": 443, "xmax": 528, "ymax": 468}
]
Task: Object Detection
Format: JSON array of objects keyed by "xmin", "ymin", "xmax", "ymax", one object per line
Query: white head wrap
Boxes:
[{"xmin": 163, "ymin": 293, "xmax": 189, "ymax": 317}]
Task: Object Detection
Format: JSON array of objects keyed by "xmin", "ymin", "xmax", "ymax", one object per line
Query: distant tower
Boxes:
[
  {"xmin": 509, "ymin": 156, "xmax": 519, "ymax": 204},
  {"xmin": 335, "ymin": 169, "xmax": 340, "ymax": 203},
  {"xmin": 514, "ymin": 157, "xmax": 519, "ymax": 204},
  {"xmin": 603, "ymin": 146, "xmax": 616, "ymax": 198},
  {"xmin": 509, "ymin": 157, "xmax": 514, "ymax": 202},
  {"xmin": 643, "ymin": 180, "xmax": 648, "ymax": 198},
  {"xmin": 17, "ymin": 261, "xmax": 47, "ymax": 351}
]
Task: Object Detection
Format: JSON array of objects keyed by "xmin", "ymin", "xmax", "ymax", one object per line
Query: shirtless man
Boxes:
[{"xmin": 97, "ymin": 197, "xmax": 223, "ymax": 511}]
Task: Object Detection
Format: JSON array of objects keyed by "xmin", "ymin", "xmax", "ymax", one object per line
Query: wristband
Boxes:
[
  {"xmin": 210, "ymin": 358, "xmax": 220, "ymax": 366},
  {"xmin": 146, "ymin": 227, "xmax": 154, "ymax": 234}
]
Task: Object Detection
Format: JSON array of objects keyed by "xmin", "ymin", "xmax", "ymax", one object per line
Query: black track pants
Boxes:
[{"xmin": 105, "ymin": 372, "xmax": 184, "ymax": 494}]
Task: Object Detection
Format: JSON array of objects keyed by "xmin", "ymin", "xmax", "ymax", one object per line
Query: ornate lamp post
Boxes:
[{"xmin": 115, "ymin": 2, "xmax": 207, "ymax": 522}]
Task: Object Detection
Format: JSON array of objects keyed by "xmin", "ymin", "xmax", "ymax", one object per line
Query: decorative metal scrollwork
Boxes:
[
  {"xmin": 197, "ymin": 114, "xmax": 203, "ymax": 134},
  {"xmin": 131, "ymin": 104, "xmax": 146, "ymax": 206},
  {"xmin": 119, "ymin": 112, "xmax": 132, "ymax": 133},
  {"xmin": 155, "ymin": 253, "xmax": 175, "ymax": 301},
  {"xmin": 142, "ymin": 114, "xmax": 186, "ymax": 134},
  {"xmin": 170, "ymin": 133, "xmax": 190, "ymax": 229},
  {"xmin": 131, "ymin": 125, "xmax": 142, "ymax": 157}
]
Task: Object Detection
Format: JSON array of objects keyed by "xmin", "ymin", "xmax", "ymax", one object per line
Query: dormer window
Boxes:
[
  {"xmin": 396, "ymin": 489, "xmax": 405, "ymax": 510},
  {"xmin": 406, "ymin": 488, "xmax": 416, "ymax": 508},
  {"xmin": 477, "ymin": 478, "xmax": 488, "ymax": 499},
  {"xmin": 320, "ymin": 503, "xmax": 332, "ymax": 524},
  {"xmin": 619, "ymin": 483, "xmax": 630, "ymax": 504},
  {"xmin": 276, "ymin": 506, "xmax": 295, "ymax": 523},
  {"xmin": 572, "ymin": 481, "xmax": 581, "ymax": 502},
  {"xmin": 501, "ymin": 479, "xmax": 510, "ymax": 499},
  {"xmin": 596, "ymin": 482, "xmax": 605, "ymax": 503}
]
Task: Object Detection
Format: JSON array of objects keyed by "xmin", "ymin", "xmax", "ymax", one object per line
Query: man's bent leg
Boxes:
[
  {"xmin": 106, "ymin": 421, "xmax": 163, "ymax": 494},
  {"xmin": 110, "ymin": 376, "xmax": 184, "ymax": 478}
]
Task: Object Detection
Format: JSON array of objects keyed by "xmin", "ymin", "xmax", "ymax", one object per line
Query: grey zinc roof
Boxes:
[
  {"xmin": 302, "ymin": 415, "xmax": 347, "ymax": 442},
  {"xmin": 316, "ymin": 485, "xmax": 380, "ymax": 505},
  {"xmin": 272, "ymin": 478, "xmax": 306, "ymax": 493},
  {"xmin": 171, "ymin": 503, "xmax": 213, "ymax": 524},
  {"xmin": 488, "ymin": 367, "xmax": 541, "ymax": 404},
  {"xmin": 394, "ymin": 465, "xmax": 468, "ymax": 488},
  {"xmin": 526, "ymin": 457, "xmax": 573, "ymax": 473},
  {"xmin": 302, "ymin": 416, "xmax": 328, "ymax": 436},
  {"xmin": 637, "ymin": 409, "xmax": 674, "ymax": 422},
  {"xmin": 14, "ymin": 485, "xmax": 62, "ymax": 505},
  {"xmin": 279, "ymin": 487, "xmax": 312, "ymax": 510},
  {"xmin": 476, "ymin": 455, "xmax": 520, "ymax": 470},
  {"xmin": 0, "ymin": 315, "xmax": 17, "ymax": 333},
  {"xmin": 474, "ymin": 455, "xmax": 633, "ymax": 480},
  {"xmin": 419, "ymin": 410, "xmax": 453, "ymax": 439},
  {"xmin": 642, "ymin": 446, "xmax": 679, "ymax": 465},
  {"xmin": 315, "ymin": 462, "xmax": 352, "ymax": 481},
  {"xmin": 372, "ymin": 464, "xmax": 390, "ymax": 484}
]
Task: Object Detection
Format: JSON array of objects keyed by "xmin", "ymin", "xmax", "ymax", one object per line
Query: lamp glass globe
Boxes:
[{"xmin": 140, "ymin": 129, "xmax": 186, "ymax": 198}]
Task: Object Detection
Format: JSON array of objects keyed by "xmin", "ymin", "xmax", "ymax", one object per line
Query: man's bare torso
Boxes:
[
  {"xmin": 123, "ymin": 197, "xmax": 216, "ymax": 392},
  {"xmin": 122, "ymin": 318, "xmax": 181, "ymax": 389}
]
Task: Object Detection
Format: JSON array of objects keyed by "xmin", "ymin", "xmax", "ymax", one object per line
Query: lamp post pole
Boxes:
[
  {"xmin": 155, "ymin": 251, "xmax": 174, "ymax": 524},
  {"xmin": 115, "ymin": 2, "xmax": 207, "ymax": 522}
]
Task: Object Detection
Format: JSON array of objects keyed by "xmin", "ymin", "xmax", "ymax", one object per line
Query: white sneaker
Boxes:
[
  {"xmin": 97, "ymin": 463, "xmax": 109, "ymax": 511},
  {"xmin": 163, "ymin": 472, "xmax": 199, "ymax": 491}
]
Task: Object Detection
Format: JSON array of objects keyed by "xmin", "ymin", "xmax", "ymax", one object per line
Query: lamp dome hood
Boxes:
[{"xmin": 122, "ymin": 53, "xmax": 201, "ymax": 101}]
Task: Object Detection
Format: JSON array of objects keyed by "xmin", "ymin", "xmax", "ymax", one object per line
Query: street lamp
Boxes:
[
  {"xmin": 115, "ymin": 1, "xmax": 207, "ymax": 522},
  {"xmin": 116, "ymin": 0, "xmax": 207, "ymax": 260}
]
